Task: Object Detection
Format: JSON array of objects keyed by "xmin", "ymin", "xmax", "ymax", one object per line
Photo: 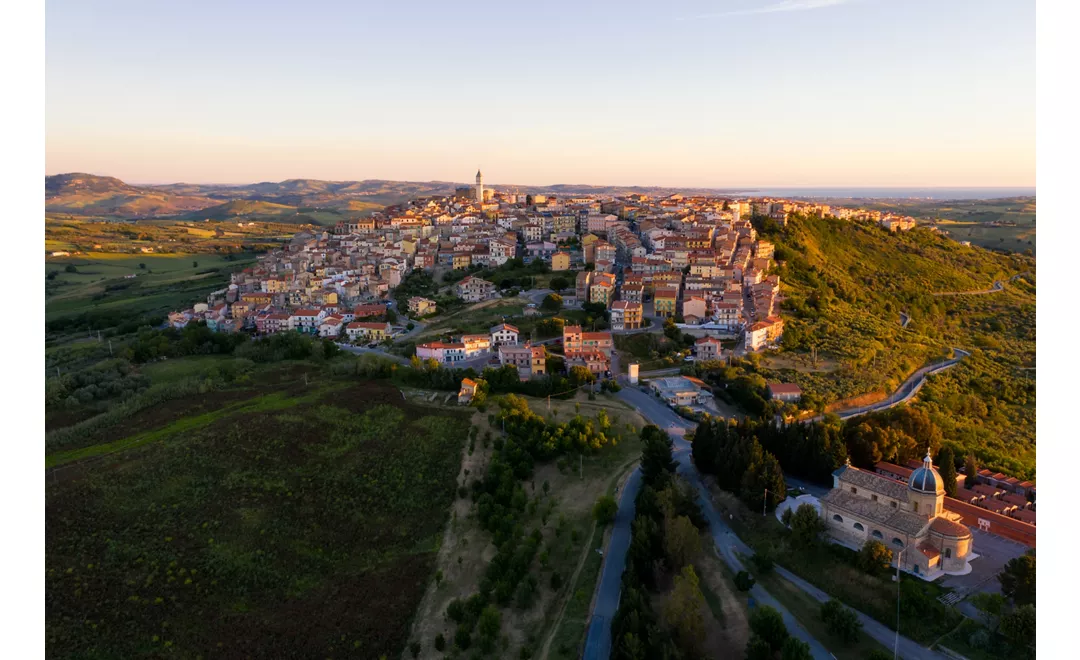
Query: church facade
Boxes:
[{"xmin": 820, "ymin": 451, "xmax": 973, "ymax": 579}]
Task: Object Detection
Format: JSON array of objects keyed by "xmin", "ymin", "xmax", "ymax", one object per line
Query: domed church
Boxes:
[{"xmin": 820, "ymin": 450, "xmax": 974, "ymax": 579}]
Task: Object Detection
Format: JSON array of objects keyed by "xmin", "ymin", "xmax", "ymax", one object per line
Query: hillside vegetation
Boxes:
[{"xmin": 759, "ymin": 214, "xmax": 1035, "ymax": 477}]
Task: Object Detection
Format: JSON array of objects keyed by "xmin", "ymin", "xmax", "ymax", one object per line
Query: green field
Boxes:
[
  {"xmin": 45, "ymin": 252, "xmax": 256, "ymax": 326},
  {"xmin": 46, "ymin": 363, "xmax": 471, "ymax": 659}
]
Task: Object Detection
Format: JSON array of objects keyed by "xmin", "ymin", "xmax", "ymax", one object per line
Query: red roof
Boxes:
[
  {"xmin": 929, "ymin": 518, "xmax": 972, "ymax": 538},
  {"xmin": 767, "ymin": 383, "xmax": 802, "ymax": 395}
]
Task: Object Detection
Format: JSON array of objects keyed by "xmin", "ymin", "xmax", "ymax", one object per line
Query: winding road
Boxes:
[
  {"xmin": 581, "ymin": 385, "xmax": 949, "ymax": 660},
  {"xmin": 582, "ymin": 387, "xmax": 833, "ymax": 660},
  {"xmin": 932, "ymin": 280, "xmax": 1004, "ymax": 296},
  {"xmin": 805, "ymin": 348, "xmax": 970, "ymax": 423}
]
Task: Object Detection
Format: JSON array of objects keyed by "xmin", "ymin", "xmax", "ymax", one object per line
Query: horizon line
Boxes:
[{"xmin": 45, "ymin": 172, "xmax": 1036, "ymax": 192}]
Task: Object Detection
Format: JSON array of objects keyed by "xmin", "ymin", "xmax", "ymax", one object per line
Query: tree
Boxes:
[
  {"xmin": 593, "ymin": 495, "xmax": 618, "ymax": 526},
  {"xmin": 434, "ymin": 633, "xmax": 445, "ymax": 652},
  {"xmin": 964, "ymin": 454, "xmax": 979, "ymax": 488},
  {"xmin": 568, "ymin": 365, "xmax": 595, "ymax": 387},
  {"xmin": 999, "ymin": 552, "xmax": 1036, "ymax": 606},
  {"xmin": 780, "ymin": 636, "xmax": 812, "ymax": 660},
  {"xmin": 664, "ymin": 515, "xmax": 702, "ymax": 569},
  {"xmin": 857, "ymin": 540, "xmax": 893, "ymax": 575},
  {"xmin": 745, "ymin": 636, "xmax": 774, "ymax": 660},
  {"xmin": 550, "ymin": 276, "xmax": 569, "ymax": 292},
  {"xmin": 734, "ymin": 570, "xmax": 756, "ymax": 591},
  {"xmin": 749, "ymin": 605, "xmax": 789, "ymax": 652},
  {"xmin": 1000, "ymin": 604, "xmax": 1035, "ymax": 656},
  {"xmin": 192, "ymin": 261, "xmax": 199, "ymax": 268},
  {"xmin": 820, "ymin": 599, "xmax": 862, "ymax": 644},
  {"xmin": 969, "ymin": 592, "xmax": 1006, "ymax": 633},
  {"xmin": 476, "ymin": 605, "xmax": 501, "ymax": 652},
  {"xmin": 788, "ymin": 503, "xmax": 826, "ymax": 549},
  {"xmin": 139, "ymin": 262, "xmax": 146, "ymax": 269},
  {"xmin": 640, "ymin": 425, "xmax": 676, "ymax": 487},
  {"xmin": 661, "ymin": 565, "xmax": 707, "ymax": 657},
  {"xmin": 937, "ymin": 446, "xmax": 958, "ymax": 497},
  {"xmin": 750, "ymin": 551, "xmax": 774, "ymax": 575},
  {"xmin": 663, "ymin": 318, "xmax": 681, "ymax": 341},
  {"xmin": 386, "ymin": 308, "xmax": 398, "ymax": 323},
  {"xmin": 740, "ymin": 441, "xmax": 786, "ymax": 512},
  {"xmin": 541, "ymin": 293, "xmax": 563, "ymax": 312},
  {"xmin": 64, "ymin": 264, "xmax": 77, "ymax": 273}
]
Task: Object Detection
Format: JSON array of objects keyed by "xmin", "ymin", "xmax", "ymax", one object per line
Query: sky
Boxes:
[{"xmin": 45, "ymin": 0, "xmax": 1035, "ymax": 188}]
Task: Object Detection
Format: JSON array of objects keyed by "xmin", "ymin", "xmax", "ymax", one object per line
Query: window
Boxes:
[
  {"xmin": 872, "ymin": 494, "xmax": 879, "ymax": 502},
  {"xmin": 853, "ymin": 523, "xmax": 864, "ymax": 532},
  {"xmin": 913, "ymin": 502, "xmax": 919, "ymax": 513},
  {"xmin": 872, "ymin": 530, "xmax": 883, "ymax": 539},
  {"xmin": 851, "ymin": 487, "xmax": 858, "ymax": 494},
  {"xmin": 833, "ymin": 515, "xmax": 843, "ymax": 523},
  {"xmin": 892, "ymin": 538, "xmax": 904, "ymax": 548},
  {"xmin": 945, "ymin": 548, "xmax": 952, "ymax": 559},
  {"xmin": 891, "ymin": 501, "xmax": 898, "ymax": 508}
]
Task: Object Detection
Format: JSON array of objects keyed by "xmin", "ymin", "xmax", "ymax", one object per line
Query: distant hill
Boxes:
[
  {"xmin": 186, "ymin": 199, "xmax": 299, "ymax": 221},
  {"xmin": 45, "ymin": 173, "xmax": 219, "ymax": 217}
]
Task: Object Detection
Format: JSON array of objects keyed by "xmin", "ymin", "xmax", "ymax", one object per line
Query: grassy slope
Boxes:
[
  {"xmin": 46, "ymin": 252, "xmax": 256, "ymax": 323},
  {"xmin": 764, "ymin": 214, "xmax": 1036, "ymax": 477}
]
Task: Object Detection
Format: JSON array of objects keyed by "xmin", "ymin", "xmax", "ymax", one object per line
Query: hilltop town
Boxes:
[{"xmin": 167, "ymin": 170, "xmax": 918, "ymax": 371}]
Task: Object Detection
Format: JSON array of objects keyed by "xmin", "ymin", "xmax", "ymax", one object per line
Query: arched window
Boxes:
[
  {"xmin": 833, "ymin": 514, "xmax": 843, "ymax": 523},
  {"xmin": 872, "ymin": 530, "xmax": 883, "ymax": 539},
  {"xmin": 853, "ymin": 523, "xmax": 864, "ymax": 532},
  {"xmin": 892, "ymin": 538, "xmax": 904, "ymax": 548},
  {"xmin": 944, "ymin": 548, "xmax": 952, "ymax": 559}
]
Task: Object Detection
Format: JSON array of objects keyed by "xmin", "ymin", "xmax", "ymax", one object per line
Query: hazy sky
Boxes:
[{"xmin": 46, "ymin": 0, "xmax": 1034, "ymax": 187}]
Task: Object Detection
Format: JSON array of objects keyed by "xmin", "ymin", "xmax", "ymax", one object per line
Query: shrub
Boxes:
[
  {"xmin": 434, "ymin": 633, "xmax": 446, "ymax": 652},
  {"xmin": 750, "ymin": 552, "xmax": 775, "ymax": 574},
  {"xmin": 454, "ymin": 625, "xmax": 471, "ymax": 650},
  {"xmin": 735, "ymin": 570, "xmax": 756, "ymax": 592},
  {"xmin": 593, "ymin": 495, "xmax": 618, "ymax": 526},
  {"xmin": 857, "ymin": 539, "xmax": 894, "ymax": 575},
  {"xmin": 749, "ymin": 605, "xmax": 789, "ymax": 651},
  {"xmin": 820, "ymin": 599, "xmax": 862, "ymax": 644}
]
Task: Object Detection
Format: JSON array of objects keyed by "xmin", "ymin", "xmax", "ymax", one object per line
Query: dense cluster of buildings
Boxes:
[{"xmin": 164, "ymin": 170, "xmax": 917, "ymax": 354}]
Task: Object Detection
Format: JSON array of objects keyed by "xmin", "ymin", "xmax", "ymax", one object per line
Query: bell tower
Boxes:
[{"xmin": 475, "ymin": 169, "xmax": 484, "ymax": 203}]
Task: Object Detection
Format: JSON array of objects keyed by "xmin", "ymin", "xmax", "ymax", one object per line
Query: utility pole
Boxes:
[
  {"xmin": 108, "ymin": 340, "xmax": 113, "ymax": 357},
  {"xmin": 579, "ymin": 454, "xmax": 583, "ymax": 480},
  {"xmin": 894, "ymin": 549, "xmax": 903, "ymax": 660},
  {"xmin": 56, "ymin": 367, "xmax": 61, "ymax": 378},
  {"xmin": 763, "ymin": 488, "xmax": 768, "ymax": 517}
]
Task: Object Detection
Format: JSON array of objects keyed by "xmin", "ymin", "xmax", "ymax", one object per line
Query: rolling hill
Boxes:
[
  {"xmin": 46, "ymin": 173, "xmax": 219, "ymax": 217},
  {"xmin": 757, "ymin": 213, "xmax": 1036, "ymax": 477}
]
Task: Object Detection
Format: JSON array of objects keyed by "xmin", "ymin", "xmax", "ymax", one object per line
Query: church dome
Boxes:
[{"xmin": 908, "ymin": 450, "xmax": 945, "ymax": 494}]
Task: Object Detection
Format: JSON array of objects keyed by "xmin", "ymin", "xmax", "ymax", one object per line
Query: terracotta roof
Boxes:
[
  {"xmin": 929, "ymin": 517, "xmax": 972, "ymax": 539},
  {"xmin": 917, "ymin": 542, "xmax": 941, "ymax": 559},
  {"xmin": 875, "ymin": 462, "xmax": 913, "ymax": 479},
  {"xmin": 767, "ymin": 383, "xmax": 802, "ymax": 395}
]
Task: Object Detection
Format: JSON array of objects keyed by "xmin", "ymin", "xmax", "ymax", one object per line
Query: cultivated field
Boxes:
[{"xmin": 46, "ymin": 373, "xmax": 471, "ymax": 659}]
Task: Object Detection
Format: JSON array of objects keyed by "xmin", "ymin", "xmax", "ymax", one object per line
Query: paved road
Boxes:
[
  {"xmin": 581, "ymin": 467, "xmax": 643, "ymax": 660},
  {"xmin": 805, "ymin": 348, "xmax": 970, "ymax": 423},
  {"xmin": 582, "ymin": 387, "xmax": 833, "ymax": 660},
  {"xmin": 775, "ymin": 567, "xmax": 945, "ymax": 660},
  {"xmin": 932, "ymin": 280, "xmax": 1004, "ymax": 296},
  {"xmin": 584, "ymin": 386, "xmax": 946, "ymax": 660}
]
